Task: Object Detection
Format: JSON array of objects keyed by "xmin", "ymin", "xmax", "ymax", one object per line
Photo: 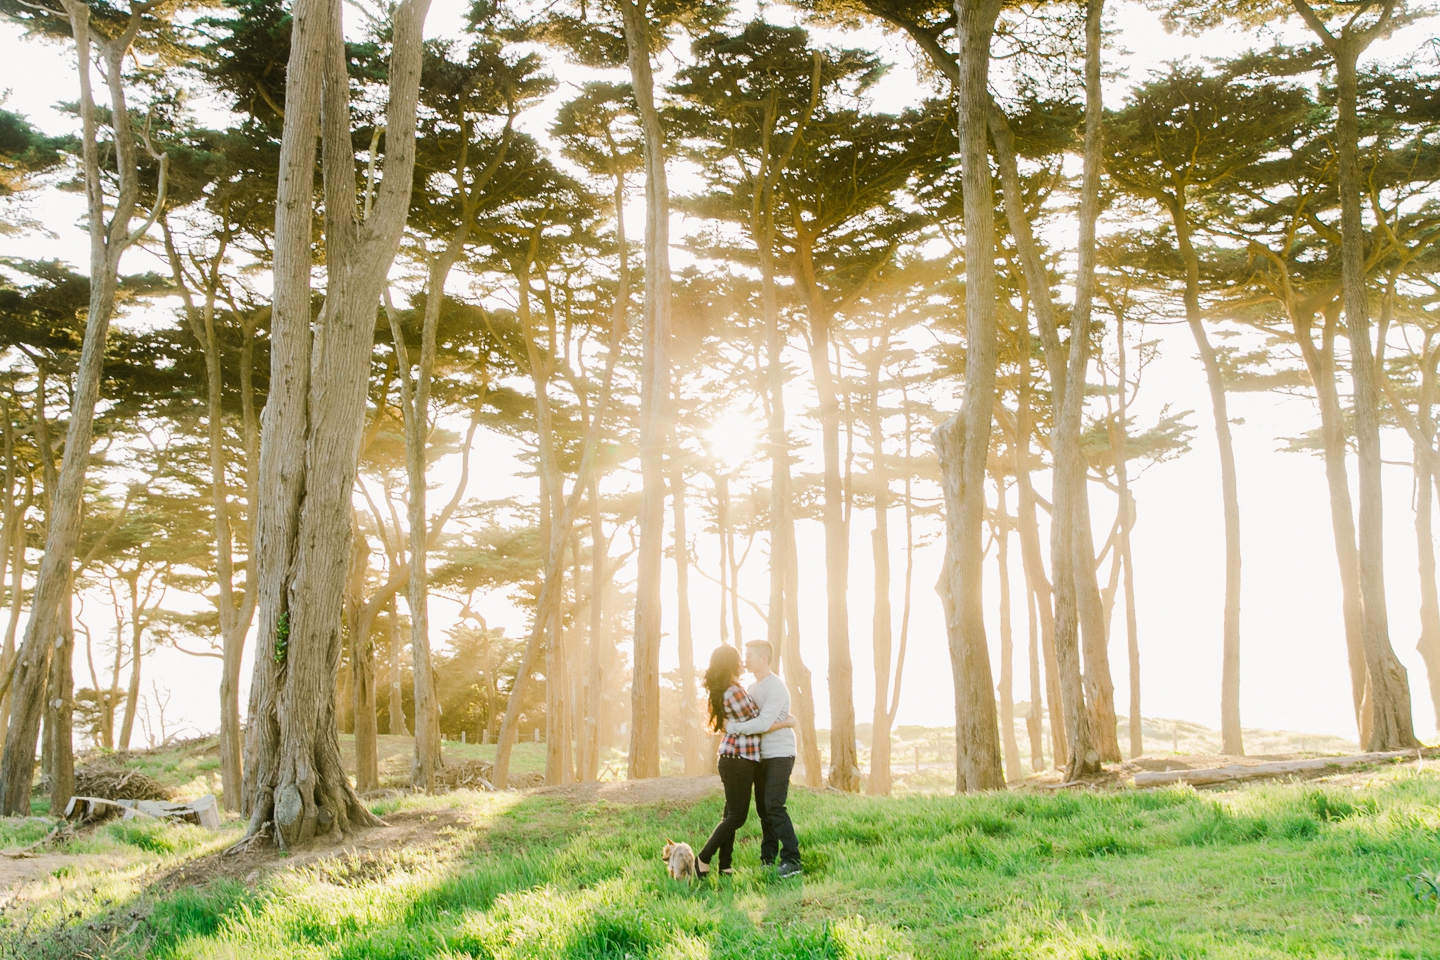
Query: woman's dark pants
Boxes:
[{"xmin": 698, "ymin": 755, "xmax": 758, "ymax": 870}]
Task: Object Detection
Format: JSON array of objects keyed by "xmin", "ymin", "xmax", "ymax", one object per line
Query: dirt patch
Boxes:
[
  {"xmin": 0, "ymin": 852, "xmax": 119, "ymax": 894},
  {"xmin": 532, "ymin": 775, "xmax": 723, "ymax": 806},
  {"xmin": 150, "ymin": 806, "xmax": 475, "ymax": 893}
]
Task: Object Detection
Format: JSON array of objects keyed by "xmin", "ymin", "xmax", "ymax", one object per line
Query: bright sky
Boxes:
[{"xmin": 1, "ymin": 1, "xmax": 1437, "ymax": 750}]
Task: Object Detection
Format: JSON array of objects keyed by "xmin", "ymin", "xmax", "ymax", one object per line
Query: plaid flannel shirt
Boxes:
[{"xmin": 718, "ymin": 684, "xmax": 762, "ymax": 761}]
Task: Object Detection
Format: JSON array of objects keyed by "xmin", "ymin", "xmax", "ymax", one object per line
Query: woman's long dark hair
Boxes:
[{"xmin": 704, "ymin": 645, "xmax": 743, "ymax": 733}]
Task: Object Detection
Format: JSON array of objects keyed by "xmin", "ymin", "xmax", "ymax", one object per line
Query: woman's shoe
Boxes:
[{"xmin": 695, "ymin": 863, "xmax": 712, "ymax": 880}]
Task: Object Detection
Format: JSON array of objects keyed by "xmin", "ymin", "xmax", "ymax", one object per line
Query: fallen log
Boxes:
[{"xmin": 1133, "ymin": 749, "xmax": 1424, "ymax": 787}]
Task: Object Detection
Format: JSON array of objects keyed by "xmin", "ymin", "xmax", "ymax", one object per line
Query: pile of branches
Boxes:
[
  {"xmin": 70, "ymin": 764, "xmax": 173, "ymax": 802},
  {"xmin": 430, "ymin": 760, "xmax": 545, "ymax": 792}
]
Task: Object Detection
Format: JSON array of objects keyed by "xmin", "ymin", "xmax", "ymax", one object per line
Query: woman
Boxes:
[{"xmin": 695, "ymin": 644, "xmax": 795, "ymax": 878}]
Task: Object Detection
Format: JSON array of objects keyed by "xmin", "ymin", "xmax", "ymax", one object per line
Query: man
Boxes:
[{"xmin": 726, "ymin": 639, "xmax": 802, "ymax": 878}]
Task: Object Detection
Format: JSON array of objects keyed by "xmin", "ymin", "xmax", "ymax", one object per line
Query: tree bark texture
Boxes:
[
  {"xmin": 618, "ymin": 0, "xmax": 672, "ymax": 781},
  {"xmin": 241, "ymin": 0, "xmax": 430, "ymax": 845}
]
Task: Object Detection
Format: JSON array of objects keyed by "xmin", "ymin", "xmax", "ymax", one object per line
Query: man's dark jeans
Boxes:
[{"xmin": 754, "ymin": 755, "xmax": 800, "ymax": 865}]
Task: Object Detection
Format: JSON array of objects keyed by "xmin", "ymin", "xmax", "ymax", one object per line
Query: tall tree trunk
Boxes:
[
  {"xmin": 1415, "ymin": 347, "xmax": 1440, "ymax": 726},
  {"xmin": 584, "ymin": 476, "xmax": 606, "ymax": 779},
  {"xmin": 0, "ymin": 1, "xmax": 168, "ymax": 815},
  {"xmin": 1025, "ymin": 583, "xmax": 1045, "ymax": 772},
  {"xmin": 993, "ymin": 473, "xmax": 1022, "ymax": 782},
  {"xmin": 934, "ymin": 0, "xmax": 1006, "ymax": 795},
  {"xmin": 118, "ymin": 594, "xmax": 142, "ymax": 752},
  {"xmin": 241, "ymin": 0, "xmax": 430, "ymax": 845},
  {"xmin": 780, "ymin": 504, "xmax": 823, "ymax": 784},
  {"xmin": 617, "ymin": 0, "xmax": 672, "ymax": 781},
  {"xmin": 1047, "ymin": 0, "xmax": 1107, "ymax": 781},
  {"xmin": 1170, "ymin": 201, "xmax": 1244, "ymax": 755},
  {"xmin": 1115, "ymin": 314, "xmax": 1142, "ymax": 759},
  {"xmin": 867, "ymin": 350, "xmax": 895, "ymax": 795},
  {"xmin": 671, "ymin": 461, "xmax": 704, "ymax": 775},
  {"xmin": 347, "ymin": 519, "xmax": 379, "ymax": 793},
  {"xmin": 1290, "ymin": 1, "xmax": 1419, "ymax": 749},
  {"xmin": 798, "ymin": 291, "xmax": 859, "ymax": 792},
  {"xmin": 1296, "ymin": 305, "xmax": 1371, "ymax": 741},
  {"xmin": 387, "ymin": 595, "xmax": 408, "ymax": 735},
  {"xmin": 45, "ymin": 578, "xmax": 74, "ymax": 812}
]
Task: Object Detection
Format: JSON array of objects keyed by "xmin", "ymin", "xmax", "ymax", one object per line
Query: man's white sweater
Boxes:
[{"xmin": 725, "ymin": 672, "xmax": 796, "ymax": 759}]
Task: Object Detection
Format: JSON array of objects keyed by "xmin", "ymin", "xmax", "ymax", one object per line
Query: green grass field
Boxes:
[{"xmin": 4, "ymin": 759, "xmax": 1440, "ymax": 958}]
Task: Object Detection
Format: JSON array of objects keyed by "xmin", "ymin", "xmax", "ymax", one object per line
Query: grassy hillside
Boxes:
[{"xmin": 3, "ymin": 758, "xmax": 1440, "ymax": 958}]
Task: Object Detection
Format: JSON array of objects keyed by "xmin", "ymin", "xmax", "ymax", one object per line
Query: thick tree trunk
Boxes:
[
  {"xmin": 1170, "ymin": 204, "xmax": 1244, "ymax": 755},
  {"xmin": 0, "ymin": 2, "xmax": 165, "ymax": 815},
  {"xmin": 45, "ymin": 583, "xmax": 74, "ymax": 813},
  {"xmin": 1328, "ymin": 35, "xmax": 1417, "ymax": 751},
  {"xmin": 617, "ymin": 0, "xmax": 672, "ymax": 781},
  {"xmin": 241, "ymin": 0, "xmax": 430, "ymax": 845},
  {"xmin": 933, "ymin": 0, "xmax": 1006, "ymax": 794}
]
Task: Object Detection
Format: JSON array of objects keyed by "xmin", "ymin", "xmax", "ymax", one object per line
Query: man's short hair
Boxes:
[{"xmin": 744, "ymin": 640, "xmax": 774, "ymax": 663}]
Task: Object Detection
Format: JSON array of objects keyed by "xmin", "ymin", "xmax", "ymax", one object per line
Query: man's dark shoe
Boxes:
[{"xmin": 777, "ymin": 860, "xmax": 802, "ymax": 880}]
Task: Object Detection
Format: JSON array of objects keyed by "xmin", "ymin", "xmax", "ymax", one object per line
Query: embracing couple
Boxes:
[{"xmin": 695, "ymin": 640, "xmax": 803, "ymax": 880}]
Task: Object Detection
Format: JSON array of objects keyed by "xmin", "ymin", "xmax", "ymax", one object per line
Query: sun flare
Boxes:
[{"xmin": 704, "ymin": 408, "xmax": 762, "ymax": 469}]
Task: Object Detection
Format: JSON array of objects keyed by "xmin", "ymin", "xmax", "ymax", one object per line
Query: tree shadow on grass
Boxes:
[{"xmin": 0, "ymin": 784, "xmax": 895, "ymax": 960}]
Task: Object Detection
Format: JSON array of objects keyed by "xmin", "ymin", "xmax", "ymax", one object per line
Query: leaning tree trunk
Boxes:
[
  {"xmin": 1297, "ymin": 306, "xmax": 1371, "ymax": 741},
  {"xmin": 241, "ymin": 0, "xmax": 431, "ymax": 846},
  {"xmin": 0, "ymin": 1, "xmax": 167, "ymax": 815},
  {"xmin": 1172, "ymin": 203, "xmax": 1244, "ymax": 756},
  {"xmin": 617, "ymin": 0, "xmax": 672, "ymax": 781},
  {"xmin": 934, "ymin": 0, "xmax": 1007, "ymax": 796}
]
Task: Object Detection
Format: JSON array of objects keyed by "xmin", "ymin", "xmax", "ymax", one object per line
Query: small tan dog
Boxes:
[{"xmin": 661, "ymin": 839, "xmax": 698, "ymax": 881}]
